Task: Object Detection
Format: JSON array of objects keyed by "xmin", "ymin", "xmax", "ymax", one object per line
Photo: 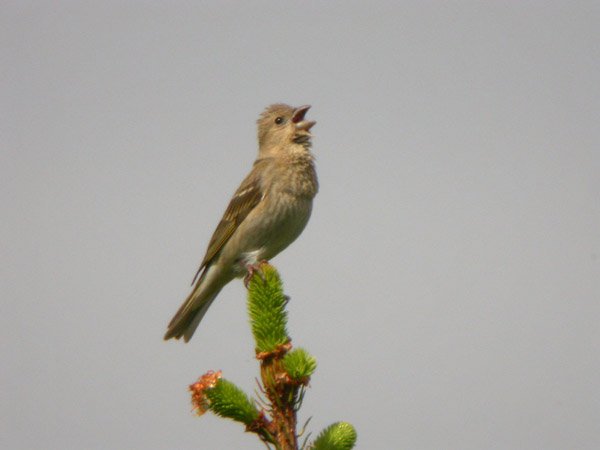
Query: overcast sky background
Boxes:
[{"xmin": 2, "ymin": 2, "xmax": 599, "ymax": 449}]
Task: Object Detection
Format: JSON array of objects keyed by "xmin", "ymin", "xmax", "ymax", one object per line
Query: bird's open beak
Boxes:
[{"xmin": 292, "ymin": 105, "xmax": 316, "ymax": 134}]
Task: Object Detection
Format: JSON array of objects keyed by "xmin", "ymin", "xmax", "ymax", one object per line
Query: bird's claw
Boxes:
[{"xmin": 242, "ymin": 260, "xmax": 269, "ymax": 289}]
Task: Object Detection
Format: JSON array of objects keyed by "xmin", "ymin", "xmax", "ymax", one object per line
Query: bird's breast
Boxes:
[{"xmin": 274, "ymin": 157, "xmax": 318, "ymax": 200}]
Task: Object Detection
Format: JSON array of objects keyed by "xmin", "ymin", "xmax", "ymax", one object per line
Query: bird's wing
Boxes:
[{"xmin": 190, "ymin": 160, "xmax": 268, "ymax": 285}]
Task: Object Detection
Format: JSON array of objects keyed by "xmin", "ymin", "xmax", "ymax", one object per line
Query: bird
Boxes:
[{"xmin": 164, "ymin": 104, "xmax": 318, "ymax": 342}]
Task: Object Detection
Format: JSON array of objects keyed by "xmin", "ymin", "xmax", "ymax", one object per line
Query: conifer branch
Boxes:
[{"xmin": 186, "ymin": 264, "xmax": 356, "ymax": 450}]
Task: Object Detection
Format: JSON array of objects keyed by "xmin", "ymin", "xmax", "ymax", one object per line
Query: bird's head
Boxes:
[{"xmin": 257, "ymin": 104, "xmax": 316, "ymax": 153}]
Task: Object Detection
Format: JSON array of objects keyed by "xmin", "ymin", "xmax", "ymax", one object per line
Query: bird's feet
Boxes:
[{"xmin": 241, "ymin": 260, "xmax": 269, "ymax": 289}]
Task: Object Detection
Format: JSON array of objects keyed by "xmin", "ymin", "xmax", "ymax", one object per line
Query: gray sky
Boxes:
[{"xmin": 2, "ymin": 1, "xmax": 599, "ymax": 449}]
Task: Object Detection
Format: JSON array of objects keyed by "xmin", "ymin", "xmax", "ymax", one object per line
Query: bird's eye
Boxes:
[{"xmin": 275, "ymin": 117, "xmax": 284, "ymax": 125}]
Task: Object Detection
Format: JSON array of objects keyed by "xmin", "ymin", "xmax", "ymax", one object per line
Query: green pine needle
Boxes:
[
  {"xmin": 283, "ymin": 348, "xmax": 317, "ymax": 380},
  {"xmin": 312, "ymin": 422, "xmax": 357, "ymax": 450},
  {"xmin": 247, "ymin": 264, "xmax": 289, "ymax": 353},
  {"xmin": 205, "ymin": 379, "xmax": 259, "ymax": 426}
]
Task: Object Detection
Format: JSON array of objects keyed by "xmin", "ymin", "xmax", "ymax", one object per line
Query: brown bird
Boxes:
[{"xmin": 164, "ymin": 104, "xmax": 318, "ymax": 342}]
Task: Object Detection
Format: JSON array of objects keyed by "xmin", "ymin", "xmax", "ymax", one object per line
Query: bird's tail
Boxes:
[{"xmin": 164, "ymin": 269, "xmax": 223, "ymax": 342}]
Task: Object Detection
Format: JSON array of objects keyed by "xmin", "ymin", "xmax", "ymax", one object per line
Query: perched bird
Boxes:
[{"xmin": 164, "ymin": 104, "xmax": 318, "ymax": 342}]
